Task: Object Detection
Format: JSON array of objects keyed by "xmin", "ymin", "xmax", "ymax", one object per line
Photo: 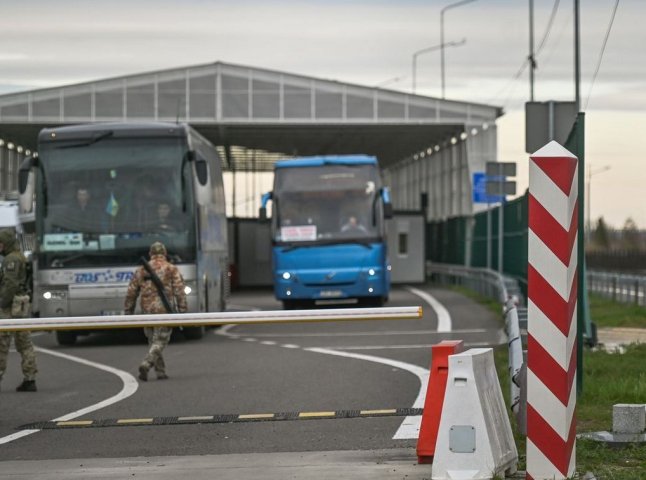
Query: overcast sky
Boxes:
[{"xmin": 1, "ymin": 0, "xmax": 643, "ymax": 227}]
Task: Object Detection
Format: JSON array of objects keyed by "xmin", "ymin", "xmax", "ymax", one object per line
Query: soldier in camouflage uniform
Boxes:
[
  {"xmin": 124, "ymin": 241, "xmax": 187, "ymax": 381},
  {"xmin": 0, "ymin": 229, "xmax": 37, "ymax": 392}
]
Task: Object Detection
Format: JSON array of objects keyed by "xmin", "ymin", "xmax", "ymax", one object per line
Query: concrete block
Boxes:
[
  {"xmin": 432, "ymin": 348, "xmax": 517, "ymax": 480},
  {"xmin": 612, "ymin": 404, "xmax": 646, "ymax": 434}
]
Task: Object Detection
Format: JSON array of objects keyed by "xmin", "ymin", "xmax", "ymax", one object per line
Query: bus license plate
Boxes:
[
  {"xmin": 102, "ymin": 310, "xmax": 124, "ymax": 316},
  {"xmin": 320, "ymin": 290, "xmax": 342, "ymax": 298}
]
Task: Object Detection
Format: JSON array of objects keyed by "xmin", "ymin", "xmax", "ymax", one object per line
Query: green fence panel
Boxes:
[
  {"xmin": 430, "ymin": 114, "xmax": 588, "ymax": 318},
  {"xmin": 427, "ymin": 216, "xmax": 468, "ymax": 264},
  {"xmin": 502, "ymin": 193, "xmax": 529, "ymax": 293},
  {"xmin": 468, "ymin": 194, "xmax": 528, "ymax": 294}
]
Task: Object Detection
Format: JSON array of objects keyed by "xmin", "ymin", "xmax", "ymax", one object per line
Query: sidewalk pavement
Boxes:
[
  {"xmin": 596, "ymin": 327, "xmax": 646, "ymax": 350},
  {"xmin": 0, "ymin": 449, "xmax": 434, "ymax": 480}
]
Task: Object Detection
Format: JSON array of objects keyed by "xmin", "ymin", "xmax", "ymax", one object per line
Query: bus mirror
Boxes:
[
  {"xmin": 383, "ymin": 202, "xmax": 393, "ymax": 219},
  {"xmin": 259, "ymin": 206, "xmax": 267, "ymax": 220},
  {"xmin": 185, "ymin": 150, "xmax": 196, "ymax": 163},
  {"xmin": 195, "ymin": 158, "xmax": 208, "ymax": 186},
  {"xmin": 18, "ymin": 156, "xmax": 36, "ymax": 214}
]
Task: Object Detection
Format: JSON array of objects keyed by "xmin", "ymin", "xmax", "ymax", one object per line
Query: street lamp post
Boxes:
[
  {"xmin": 586, "ymin": 165, "xmax": 611, "ymax": 237},
  {"xmin": 412, "ymin": 39, "xmax": 466, "ymax": 94},
  {"xmin": 440, "ymin": 0, "xmax": 477, "ymax": 99}
]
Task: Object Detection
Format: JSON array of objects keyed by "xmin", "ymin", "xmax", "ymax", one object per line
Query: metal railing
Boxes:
[
  {"xmin": 588, "ymin": 270, "xmax": 646, "ymax": 306},
  {"xmin": 426, "ymin": 262, "xmax": 526, "ymax": 432},
  {"xmin": 426, "ymin": 263, "xmax": 520, "ymax": 305}
]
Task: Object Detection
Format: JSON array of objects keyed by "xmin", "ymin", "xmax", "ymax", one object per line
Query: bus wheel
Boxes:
[
  {"xmin": 56, "ymin": 331, "xmax": 78, "ymax": 346},
  {"xmin": 183, "ymin": 326, "xmax": 205, "ymax": 340}
]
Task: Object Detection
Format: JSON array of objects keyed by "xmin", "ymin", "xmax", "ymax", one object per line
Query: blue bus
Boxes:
[{"xmin": 260, "ymin": 155, "xmax": 392, "ymax": 309}]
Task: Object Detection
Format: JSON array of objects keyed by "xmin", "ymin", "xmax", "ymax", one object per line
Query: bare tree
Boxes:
[{"xmin": 621, "ymin": 217, "xmax": 641, "ymax": 250}]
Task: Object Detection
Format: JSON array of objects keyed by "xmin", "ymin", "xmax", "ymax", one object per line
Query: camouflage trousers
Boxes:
[
  {"xmin": 141, "ymin": 327, "xmax": 172, "ymax": 374},
  {"xmin": 0, "ymin": 331, "xmax": 38, "ymax": 381}
]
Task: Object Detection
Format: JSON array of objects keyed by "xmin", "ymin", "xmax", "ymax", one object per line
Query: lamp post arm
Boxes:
[
  {"xmin": 440, "ymin": 0, "xmax": 477, "ymax": 98},
  {"xmin": 412, "ymin": 39, "xmax": 466, "ymax": 94}
]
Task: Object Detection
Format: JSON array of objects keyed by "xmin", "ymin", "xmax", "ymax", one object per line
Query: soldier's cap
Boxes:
[
  {"xmin": 0, "ymin": 228, "xmax": 16, "ymax": 246},
  {"xmin": 149, "ymin": 241, "xmax": 167, "ymax": 256}
]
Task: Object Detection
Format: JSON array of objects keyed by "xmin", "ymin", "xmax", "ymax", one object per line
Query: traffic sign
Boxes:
[
  {"xmin": 486, "ymin": 179, "xmax": 516, "ymax": 196},
  {"xmin": 472, "ymin": 172, "xmax": 503, "ymax": 204},
  {"xmin": 486, "ymin": 162, "xmax": 517, "ymax": 177}
]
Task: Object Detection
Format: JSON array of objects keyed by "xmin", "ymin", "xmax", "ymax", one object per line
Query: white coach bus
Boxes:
[{"xmin": 18, "ymin": 123, "xmax": 228, "ymax": 345}]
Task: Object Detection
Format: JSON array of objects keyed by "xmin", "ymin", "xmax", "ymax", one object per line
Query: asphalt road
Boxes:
[{"xmin": 0, "ymin": 285, "xmax": 504, "ymax": 469}]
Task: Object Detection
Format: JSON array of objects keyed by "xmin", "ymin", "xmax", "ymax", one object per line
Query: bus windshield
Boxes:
[
  {"xmin": 273, "ymin": 164, "xmax": 383, "ymax": 244},
  {"xmin": 37, "ymin": 137, "xmax": 196, "ymax": 267}
]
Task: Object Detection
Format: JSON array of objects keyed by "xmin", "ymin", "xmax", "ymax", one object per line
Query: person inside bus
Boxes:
[
  {"xmin": 341, "ymin": 215, "xmax": 368, "ymax": 234},
  {"xmin": 64, "ymin": 186, "xmax": 101, "ymax": 232},
  {"xmin": 154, "ymin": 202, "xmax": 181, "ymax": 232},
  {"xmin": 126, "ymin": 179, "xmax": 161, "ymax": 229}
]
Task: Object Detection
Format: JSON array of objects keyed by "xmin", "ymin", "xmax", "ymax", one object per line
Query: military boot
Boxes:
[
  {"xmin": 16, "ymin": 380, "xmax": 37, "ymax": 392},
  {"xmin": 138, "ymin": 364, "xmax": 149, "ymax": 382},
  {"xmin": 157, "ymin": 373, "xmax": 169, "ymax": 380}
]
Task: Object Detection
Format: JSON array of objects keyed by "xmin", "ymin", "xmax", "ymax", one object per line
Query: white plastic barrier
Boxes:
[{"xmin": 432, "ymin": 348, "xmax": 517, "ymax": 480}]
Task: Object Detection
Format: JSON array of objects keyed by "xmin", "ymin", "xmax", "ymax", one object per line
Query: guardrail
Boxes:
[
  {"xmin": 588, "ymin": 270, "xmax": 646, "ymax": 306},
  {"xmin": 0, "ymin": 306, "xmax": 423, "ymax": 333},
  {"xmin": 427, "ymin": 262, "xmax": 526, "ymax": 432}
]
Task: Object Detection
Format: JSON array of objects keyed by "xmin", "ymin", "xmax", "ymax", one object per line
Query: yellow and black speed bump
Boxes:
[{"xmin": 19, "ymin": 407, "xmax": 424, "ymax": 430}]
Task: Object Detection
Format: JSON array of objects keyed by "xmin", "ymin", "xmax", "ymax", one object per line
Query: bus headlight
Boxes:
[
  {"xmin": 184, "ymin": 285, "xmax": 192, "ymax": 295},
  {"xmin": 43, "ymin": 290, "xmax": 66, "ymax": 300},
  {"xmin": 282, "ymin": 272, "xmax": 291, "ymax": 280},
  {"xmin": 368, "ymin": 268, "xmax": 376, "ymax": 276}
]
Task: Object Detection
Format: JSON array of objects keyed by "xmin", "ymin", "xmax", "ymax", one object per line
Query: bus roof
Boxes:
[
  {"xmin": 275, "ymin": 155, "xmax": 377, "ymax": 169},
  {"xmin": 38, "ymin": 122, "xmax": 188, "ymax": 143}
]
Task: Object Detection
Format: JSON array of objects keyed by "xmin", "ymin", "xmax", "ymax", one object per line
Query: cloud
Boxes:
[
  {"xmin": 1, "ymin": 0, "xmax": 643, "ymax": 109},
  {"xmin": 1, "ymin": 0, "xmax": 645, "ymax": 226}
]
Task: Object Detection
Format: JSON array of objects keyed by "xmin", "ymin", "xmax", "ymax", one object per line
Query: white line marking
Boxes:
[
  {"xmin": 322, "ymin": 342, "xmax": 495, "ymax": 351},
  {"xmin": 405, "ymin": 286, "xmax": 452, "ymax": 332},
  {"xmin": 306, "ymin": 347, "xmax": 428, "ymax": 440},
  {"xmin": 226, "ymin": 304, "xmax": 261, "ymax": 312},
  {"xmin": 219, "ymin": 324, "xmax": 238, "ymax": 335},
  {"xmin": 238, "ymin": 328, "xmax": 486, "ymax": 339},
  {"xmin": 0, "ymin": 347, "xmax": 138, "ymax": 445},
  {"xmin": 214, "ymin": 292, "xmax": 455, "ymax": 440},
  {"xmin": 0, "ymin": 429, "xmax": 41, "ymax": 445},
  {"xmin": 281, "ymin": 344, "xmax": 300, "ymax": 349},
  {"xmin": 260, "ymin": 341, "xmax": 277, "ymax": 346}
]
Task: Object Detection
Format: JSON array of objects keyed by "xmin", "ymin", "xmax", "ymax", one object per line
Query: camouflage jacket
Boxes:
[
  {"xmin": 0, "ymin": 248, "xmax": 27, "ymax": 311},
  {"xmin": 124, "ymin": 254, "xmax": 187, "ymax": 315}
]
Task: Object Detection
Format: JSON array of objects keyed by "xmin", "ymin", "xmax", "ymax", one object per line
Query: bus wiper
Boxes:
[
  {"xmin": 51, "ymin": 253, "xmax": 96, "ymax": 268},
  {"xmin": 168, "ymin": 253, "xmax": 182, "ymax": 264},
  {"xmin": 280, "ymin": 243, "xmax": 308, "ymax": 253},
  {"xmin": 58, "ymin": 130, "xmax": 114, "ymax": 149},
  {"xmin": 331, "ymin": 239, "xmax": 373, "ymax": 249},
  {"xmin": 281, "ymin": 239, "xmax": 373, "ymax": 252}
]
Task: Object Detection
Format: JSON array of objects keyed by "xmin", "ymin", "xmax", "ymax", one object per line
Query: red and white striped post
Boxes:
[{"xmin": 527, "ymin": 141, "xmax": 578, "ymax": 479}]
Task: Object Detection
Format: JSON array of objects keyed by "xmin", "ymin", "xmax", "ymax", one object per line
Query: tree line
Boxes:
[{"xmin": 588, "ymin": 217, "xmax": 644, "ymax": 252}]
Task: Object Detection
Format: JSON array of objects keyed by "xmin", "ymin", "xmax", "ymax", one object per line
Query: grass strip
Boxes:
[
  {"xmin": 455, "ymin": 285, "xmax": 646, "ymax": 478},
  {"xmin": 589, "ymin": 293, "xmax": 646, "ymax": 329}
]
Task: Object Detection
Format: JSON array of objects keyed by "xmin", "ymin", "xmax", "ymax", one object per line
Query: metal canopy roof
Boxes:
[{"xmin": 0, "ymin": 61, "xmax": 502, "ymax": 171}]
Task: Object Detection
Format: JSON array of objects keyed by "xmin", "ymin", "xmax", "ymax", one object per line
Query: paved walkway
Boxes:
[
  {"xmin": 0, "ymin": 449, "xmax": 434, "ymax": 480},
  {"xmin": 596, "ymin": 327, "xmax": 646, "ymax": 349}
]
